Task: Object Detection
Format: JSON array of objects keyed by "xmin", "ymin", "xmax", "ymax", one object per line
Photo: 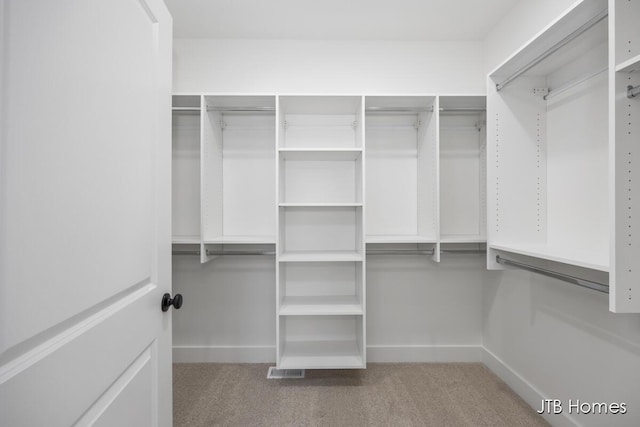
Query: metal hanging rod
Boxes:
[
  {"xmin": 172, "ymin": 250, "xmax": 276, "ymax": 256},
  {"xmin": 439, "ymin": 107, "xmax": 486, "ymax": 113},
  {"xmin": 366, "ymin": 106, "xmax": 485, "ymax": 113},
  {"xmin": 495, "ymin": 255, "xmax": 609, "ymax": 294},
  {"xmin": 628, "ymin": 84, "xmax": 640, "ymax": 99},
  {"xmin": 544, "ymin": 66, "xmax": 608, "ymax": 100},
  {"xmin": 495, "ymin": 8, "xmax": 608, "ymax": 92},
  {"xmin": 172, "ymin": 107, "xmax": 200, "ymax": 112},
  {"xmin": 206, "ymin": 106, "xmax": 275, "ymax": 113}
]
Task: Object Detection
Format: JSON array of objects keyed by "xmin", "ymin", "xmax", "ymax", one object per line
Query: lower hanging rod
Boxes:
[
  {"xmin": 495, "ymin": 255, "xmax": 608, "ymax": 294},
  {"xmin": 628, "ymin": 85, "xmax": 640, "ymax": 99}
]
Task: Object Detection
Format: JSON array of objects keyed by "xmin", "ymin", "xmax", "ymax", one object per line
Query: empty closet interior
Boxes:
[{"xmin": 170, "ymin": 1, "xmax": 640, "ymax": 378}]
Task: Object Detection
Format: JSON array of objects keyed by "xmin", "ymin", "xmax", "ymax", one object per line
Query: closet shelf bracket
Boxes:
[{"xmin": 628, "ymin": 85, "xmax": 640, "ymax": 99}]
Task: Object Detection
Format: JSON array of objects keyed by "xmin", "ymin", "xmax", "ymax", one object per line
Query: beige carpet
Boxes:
[{"xmin": 173, "ymin": 363, "xmax": 549, "ymax": 427}]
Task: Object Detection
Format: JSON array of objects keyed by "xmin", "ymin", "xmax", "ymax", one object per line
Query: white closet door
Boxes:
[{"xmin": 0, "ymin": 1, "xmax": 173, "ymax": 425}]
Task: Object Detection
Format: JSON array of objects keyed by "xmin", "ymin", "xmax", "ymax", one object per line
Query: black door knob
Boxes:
[{"xmin": 161, "ymin": 293, "xmax": 183, "ymax": 312}]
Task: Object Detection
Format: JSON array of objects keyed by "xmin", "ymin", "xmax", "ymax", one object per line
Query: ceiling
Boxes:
[{"xmin": 164, "ymin": 0, "xmax": 521, "ymax": 41}]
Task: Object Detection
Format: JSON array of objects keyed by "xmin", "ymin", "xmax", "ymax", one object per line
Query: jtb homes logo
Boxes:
[{"xmin": 537, "ymin": 399, "xmax": 627, "ymax": 415}]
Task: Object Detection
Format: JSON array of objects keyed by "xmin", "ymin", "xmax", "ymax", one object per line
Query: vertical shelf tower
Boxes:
[
  {"xmin": 610, "ymin": 0, "xmax": 640, "ymax": 312},
  {"xmin": 276, "ymin": 95, "xmax": 366, "ymax": 369}
]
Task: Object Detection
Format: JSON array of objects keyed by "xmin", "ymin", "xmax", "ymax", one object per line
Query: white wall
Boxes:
[
  {"xmin": 172, "ymin": 253, "xmax": 491, "ymax": 363},
  {"xmin": 482, "ymin": 1, "xmax": 640, "ymax": 426},
  {"xmin": 173, "ymin": 39, "xmax": 485, "ymax": 94}
]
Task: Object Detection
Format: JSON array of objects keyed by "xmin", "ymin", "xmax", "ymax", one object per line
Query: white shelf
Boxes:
[
  {"xmin": 440, "ymin": 235, "xmax": 486, "ymax": 244},
  {"xmin": 279, "ymin": 148, "xmax": 362, "ymax": 161},
  {"xmin": 279, "ymin": 252, "xmax": 364, "ymax": 263},
  {"xmin": 490, "ymin": 243, "xmax": 609, "ymax": 272},
  {"xmin": 172, "ymin": 235, "xmax": 200, "ymax": 245},
  {"xmin": 616, "ymin": 54, "xmax": 640, "ymax": 73},
  {"xmin": 366, "ymin": 235, "xmax": 436, "ymax": 244},
  {"xmin": 279, "ymin": 296, "xmax": 363, "ymax": 316},
  {"xmin": 280, "ymin": 203, "xmax": 363, "ymax": 208},
  {"xmin": 279, "ymin": 341, "xmax": 364, "ymax": 369},
  {"xmin": 204, "ymin": 235, "xmax": 276, "ymax": 244}
]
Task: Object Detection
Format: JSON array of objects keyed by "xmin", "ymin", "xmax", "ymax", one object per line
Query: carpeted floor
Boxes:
[{"xmin": 173, "ymin": 363, "xmax": 550, "ymax": 427}]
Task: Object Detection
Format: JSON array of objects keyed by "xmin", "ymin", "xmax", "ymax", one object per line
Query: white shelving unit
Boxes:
[
  {"xmin": 364, "ymin": 96, "xmax": 439, "ymax": 260},
  {"xmin": 276, "ymin": 95, "xmax": 366, "ymax": 369},
  {"xmin": 610, "ymin": 0, "xmax": 640, "ymax": 312},
  {"xmin": 200, "ymin": 95, "xmax": 276, "ymax": 262},
  {"xmin": 487, "ymin": 0, "xmax": 610, "ymax": 273},
  {"xmin": 172, "ymin": 95, "xmax": 201, "ymax": 245},
  {"xmin": 439, "ymin": 96, "xmax": 487, "ymax": 244}
]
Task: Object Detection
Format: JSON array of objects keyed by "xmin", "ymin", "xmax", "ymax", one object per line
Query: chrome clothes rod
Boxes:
[
  {"xmin": 628, "ymin": 84, "xmax": 640, "ymax": 99},
  {"xmin": 173, "ymin": 250, "xmax": 276, "ymax": 256},
  {"xmin": 172, "ymin": 107, "xmax": 200, "ymax": 112},
  {"xmin": 206, "ymin": 106, "xmax": 275, "ymax": 112},
  {"xmin": 495, "ymin": 255, "xmax": 608, "ymax": 294},
  {"xmin": 439, "ymin": 107, "xmax": 486, "ymax": 112},
  {"xmin": 544, "ymin": 66, "xmax": 607, "ymax": 100},
  {"xmin": 495, "ymin": 8, "xmax": 608, "ymax": 92},
  {"xmin": 365, "ymin": 107, "xmax": 485, "ymax": 113}
]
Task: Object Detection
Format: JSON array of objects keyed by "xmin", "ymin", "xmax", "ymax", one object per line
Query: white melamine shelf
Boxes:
[
  {"xmin": 440, "ymin": 235, "xmax": 486, "ymax": 244},
  {"xmin": 616, "ymin": 54, "xmax": 640, "ymax": 73},
  {"xmin": 279, "ymin": 203, "xmax": 363, "ymax": 208},
  {"xmin": 172, "ymin": 235, "xmax": 200, "ymax": 245},
  {"xmin": 366, "ymin": 235, "xmax": 436, "ymax": 244},
  {"xmin": 279, "ymin": 148, "xmax": 362, "ymax": 161},
  {"xmin": 279, "ymin": 296, "xmax": 363, "ymax": 316},
  {"xmin": 204, "ymin": 235, "xmax": 276, "ymax": 244},
  {"xmin": 279, "ymin": 252, "xmax": 364, "ymax": 263},
  {"xmin": 279, "ymin": 341, "xmax": 364, "ymax": 369},
  {"xmin": 489, "ymin": 243, "xmax": 609, "ymax": 272}
]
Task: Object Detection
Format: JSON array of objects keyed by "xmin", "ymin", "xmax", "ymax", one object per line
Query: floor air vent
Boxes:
[{"xmin": 267, "ymin": 367, "xmax": 305, "ymax": 379}]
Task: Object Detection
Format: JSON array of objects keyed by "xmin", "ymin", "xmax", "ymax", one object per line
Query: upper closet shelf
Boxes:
[{"xmin": 491, "ymin": 0, "xmax": 607, "ymax": 90}]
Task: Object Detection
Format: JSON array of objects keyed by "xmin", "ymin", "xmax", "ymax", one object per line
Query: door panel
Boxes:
[
  {"xmin": 0, "ymin": 0, "xmax": 173, "ymax": 425},
  {"xmin": 2, "ymin": 0, "xmax": 155, "ymax": 350}
]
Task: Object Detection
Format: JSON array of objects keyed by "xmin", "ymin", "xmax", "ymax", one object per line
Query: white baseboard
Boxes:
[
  {"xmin": 173, "ymin": 344, "xmax": 483, "ymax": 364},
  {"xmin": 173, "ymin": 345, "xmax": 276, "ymax": 363},
  {"xmin": 482, "ymin": 348, "xmax": 578, "ymax": 427},
  {"xmin": 367, "ymin": 345, "xmax": 484, "ymax": 363}
]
